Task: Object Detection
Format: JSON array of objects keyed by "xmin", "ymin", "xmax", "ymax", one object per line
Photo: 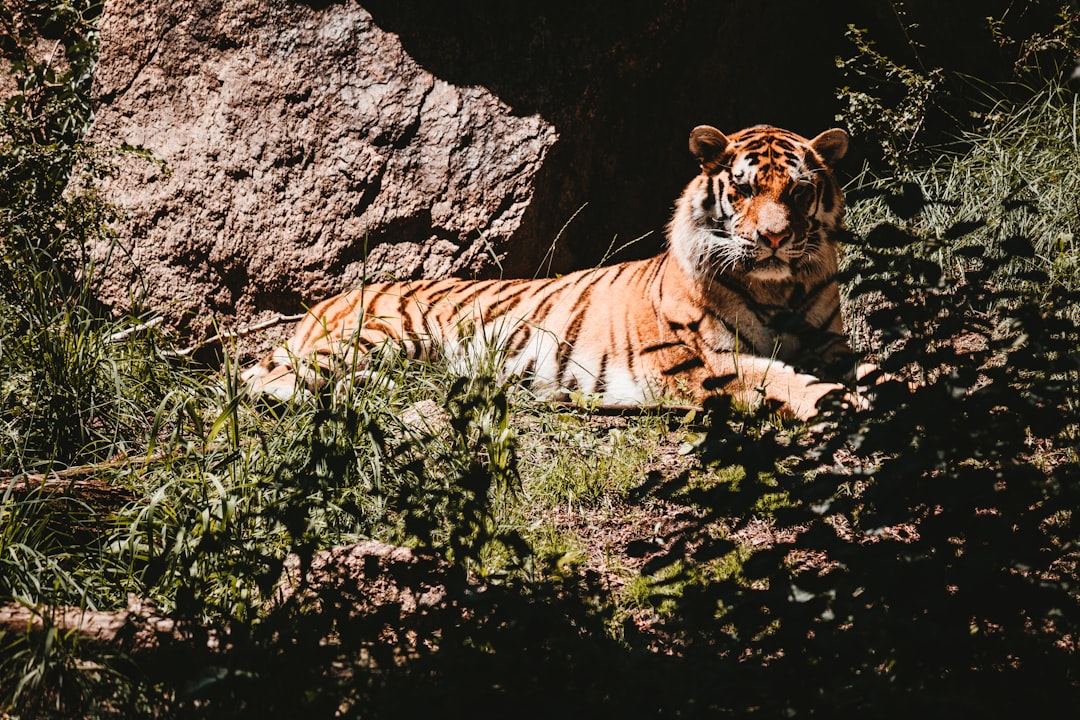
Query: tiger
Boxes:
[{"xmin": 242, "ymin": 124, "xmax": 865, "ymax": 420}]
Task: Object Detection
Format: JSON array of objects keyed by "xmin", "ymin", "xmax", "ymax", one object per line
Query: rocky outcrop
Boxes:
[{"xmin": 89, "ymin": 0, "xmax": 556, "ymax": 335}]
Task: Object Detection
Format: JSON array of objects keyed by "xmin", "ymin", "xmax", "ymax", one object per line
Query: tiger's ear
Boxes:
[
  {"xmin": 689, "ymin": 125, "xmax": 729, "ymax": 170},
  {"xmin": 810, "ymin": 128, "xmax": 849, "ymax": 166}
]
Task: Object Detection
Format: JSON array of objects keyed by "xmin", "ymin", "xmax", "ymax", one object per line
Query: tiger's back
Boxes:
[
  {"xmin": 244, "ymin": 258, "xmax": 679, "ymax": 405},
  {"xmin": 243, "ymin": 124, "xmax": 860, "ymax": 419}
]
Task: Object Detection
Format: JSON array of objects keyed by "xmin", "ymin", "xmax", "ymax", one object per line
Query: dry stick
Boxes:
[
  {"xmin": 170, "ymin": 312, "xmax": 307, "ymax": 357},
  {"xmin": 1, "ymin": 437, "xmax": 255, "ymax": 493},
  {"xmin": 1, "ymin": 451, "xmax": 169, "ymax": 487},
  {"xmin": 106, "ymin": 316, "xmax": 164, "ymax": 343},
  {"xmin": 550, "ymin": 400, "xmax": 703, "ymax": 416},
  {"xmin": 0, "ymin": 452, "xmax": 172, "ymax": 507},
  {"xmin": 105, "ymin": 311, "xmax": 304, "ymax": 353}
]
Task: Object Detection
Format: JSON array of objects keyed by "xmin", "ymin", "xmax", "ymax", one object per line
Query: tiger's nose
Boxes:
[{"xmin": 759, "ymin": 230, "xmax": 790, "ymax": 249}]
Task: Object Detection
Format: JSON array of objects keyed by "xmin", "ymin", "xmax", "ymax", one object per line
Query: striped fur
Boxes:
[{"xmin": 242, "ymin": 125, "xmax": 859, "ymax": 419}]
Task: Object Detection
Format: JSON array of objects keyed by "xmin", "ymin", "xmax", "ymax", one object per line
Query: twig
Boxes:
[
  {"xmin": 170, "ymin": 312, "xmax": 306, "ymax": 357},
  {"xmin": 550, "ymin": 400, "xmax": 703, "ymax": 416},
  {"xmin": 0, "ymin": 437, "xmax": 256, "ymax": 491},
  {"xmin": 0, "ymin": 451, "xmax": 168, "ymax": 489},
  {"xmin": 1, "ymin": 453, "xmax": 174, "ymax": 508},
  {"xmin": 106, "ymin": 316, "xmax": 164, "ymax": 343},
  {"xmin": 0, "ymin": 540, "xmax": 445, "ymax": 658}
]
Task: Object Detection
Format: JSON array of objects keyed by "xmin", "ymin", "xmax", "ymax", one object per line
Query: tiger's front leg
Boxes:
[
  {"xmin": 240, "ymin": 345, "xmax": 310, "ymax": 401},
  {"xmin": 660, "ymin": 345, "xmax": 860, "ymax": 420},
  {"xmin": 719, "ymin": 355, "xmax": 854, "ymax": 420}
]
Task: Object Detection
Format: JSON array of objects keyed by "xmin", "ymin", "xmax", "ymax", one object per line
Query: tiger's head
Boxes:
[{"xmin": 669, "ymin": 124, "xmax": 848, "ymax": 285}]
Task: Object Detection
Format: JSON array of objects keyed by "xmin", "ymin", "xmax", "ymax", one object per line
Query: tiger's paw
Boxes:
[{"xmin": 240, "ymin": 363, "xmax": 309, "ymax": 402}]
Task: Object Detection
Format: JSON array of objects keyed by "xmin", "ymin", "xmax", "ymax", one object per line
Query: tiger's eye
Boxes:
[{"xmin": 791, "ymin": 183, "xmax": 814, "ymax": 202}]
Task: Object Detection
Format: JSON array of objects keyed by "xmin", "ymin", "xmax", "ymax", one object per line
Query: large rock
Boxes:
[{"xmin": 89, "ymin": 0, "xmax": 556, "ymax": 335}]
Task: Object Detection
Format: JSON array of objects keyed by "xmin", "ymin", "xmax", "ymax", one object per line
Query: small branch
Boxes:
[
  {"xmin": 1, "ymin": 451, "xmax": 167, "ymax": 487},
  {"xmin": 106, "ymin": 316, "xmax": 164, "ymax": 343},
  {"xmin": 1, "ymin": 442, "xmax": 252, "ymax": 506},
  {"xmin": 551, "ymin": 400, "xmax": 703, "ymax": 416},
  {"xmin": 0, "ymin": 476, "xmax": 136, "ymax": 509},
  {"xmin": 170, "ymin": 312, "xmax": 306, "ymax": 357},
  {"xmin": 0, "ymin": 455, "xmax": 166, "ymax": 508}
]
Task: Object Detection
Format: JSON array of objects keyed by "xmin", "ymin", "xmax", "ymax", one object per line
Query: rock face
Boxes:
[{"xmin": 90, "ymin": 0, "xmax": 556, "ymax": 333}]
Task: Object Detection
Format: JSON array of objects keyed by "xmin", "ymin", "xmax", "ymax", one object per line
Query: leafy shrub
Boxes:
[
  {"xmin": 0, "ymin": 0, "xmax": 169, "ymax": 468},
  {"xmin": 645, "ymin": 185, "xmax": 1080, "ymax": 715},
  {"xmin": 836, "ymin": 3, "xmax": 1080, "ymax": 173},
  {"xmin": 846, "ymin": 80, "xmax": 1080, "ymax": 322}
]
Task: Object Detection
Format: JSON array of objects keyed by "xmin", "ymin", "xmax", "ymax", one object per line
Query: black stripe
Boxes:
[
  {"xmin": 821, "ymin": 183, "xmax": 836, "ymax": 214},
  {"xmin": 554, "ymin": 280, "xmax": 599, "ymax": 386},
  {"xmin": 562, "ymin": 282, "xmax": 596, "ymax": 349},
  {"xmin": 642, "ymin": 341, "xmax": 685, "ymax": 354},
  {"xmin": 702, "ymin": 313, "xmax": 741, "ymax": 348},
  {"xmin": 795, "ymin": 277, "xmax": 837, "ymax": 314},
  {"xmin": 407, "ymin": 279, "xmax": 442, "ymax": 295},
  {"xmin": 447, "ymin": 280, "xmax": 502, "ymax": 311},
  {"xmin": 819, "ymin": 303, "xmax": 842, "ymax": 331},
  {"xmin": 521, "ymin": 358, "xmax": 536, "ymax": 383},
  {"xmin": 642, "ymin": 256, "xmax": 665, "ymax": 293},
  {"xmin": 596, "ymin": 351, "xmax": 608, "ymax": 394},
  {"xmin": 399, "ymin": 299, "xmax": 417, "ymax": 337},
  {"xmin": 428, "ymin": 281, "xmax": 461, "ymax": 304},
  {"xmin": 619, "ymin": 308, "xmax": 638, "ymax": 381},
  {"xmin": 654, "ymin": 259, "xmax": 669, "ymax": 304},
  {"xmin": 739, "ymin": 137, "xmax": 769, "ymax": 151},
  {"xmin": 529, "ymin": 288, "xmax": 565, "ymax": 329},
  {"xmin": 525, "ymin": 269, "xmax": 596, "ymax": 327},
  {"xmin": 663, "ymin": 355, "xmax": 705, "ymax": 376},
  {"xmin": 714, "ymin": 275, "xmax": 756, "ymax": 304},
  {"xmin": 602, "ymin": 263, "xmax": 634, "ymax": 286},
  {"xmin": 486, "ymin": 280, "xmax": 534, "ymax": 317},
  {"xmin": 717, "ymin": 278, "xmax": 786, "ymax": 321},
  {"xmin": 714, "ymin": 275, "xmax": 795, "ymax": 322},
  {"xmin": 396, "ymin": 282, "xmax": 439, "ymax": 338},
  {"xmin": 503, "ymin": 322, "xmax": 533, "ymax": 358},
  {"xmin": 555, "ymin": 338, "xmax": 575, "ymax": 385}
]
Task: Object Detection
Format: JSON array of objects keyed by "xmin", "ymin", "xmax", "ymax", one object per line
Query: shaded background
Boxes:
[{"xmin": 361, "ymin": 0, "xmax": 1049, "ymax": 273}]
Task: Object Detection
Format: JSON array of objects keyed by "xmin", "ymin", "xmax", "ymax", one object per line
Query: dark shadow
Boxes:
[{"xmin": 359, "ymin": 0, "xmax": 1027, "ymax": 276}]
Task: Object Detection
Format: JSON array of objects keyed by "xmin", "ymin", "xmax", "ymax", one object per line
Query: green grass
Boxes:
[
  {"xmin": 844, "ymin": 80, "xmax": 1080, "ymax": 318},
  {"xmin": 0, "ymin": 304, "xmax": 744, "ymax": 714}
]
